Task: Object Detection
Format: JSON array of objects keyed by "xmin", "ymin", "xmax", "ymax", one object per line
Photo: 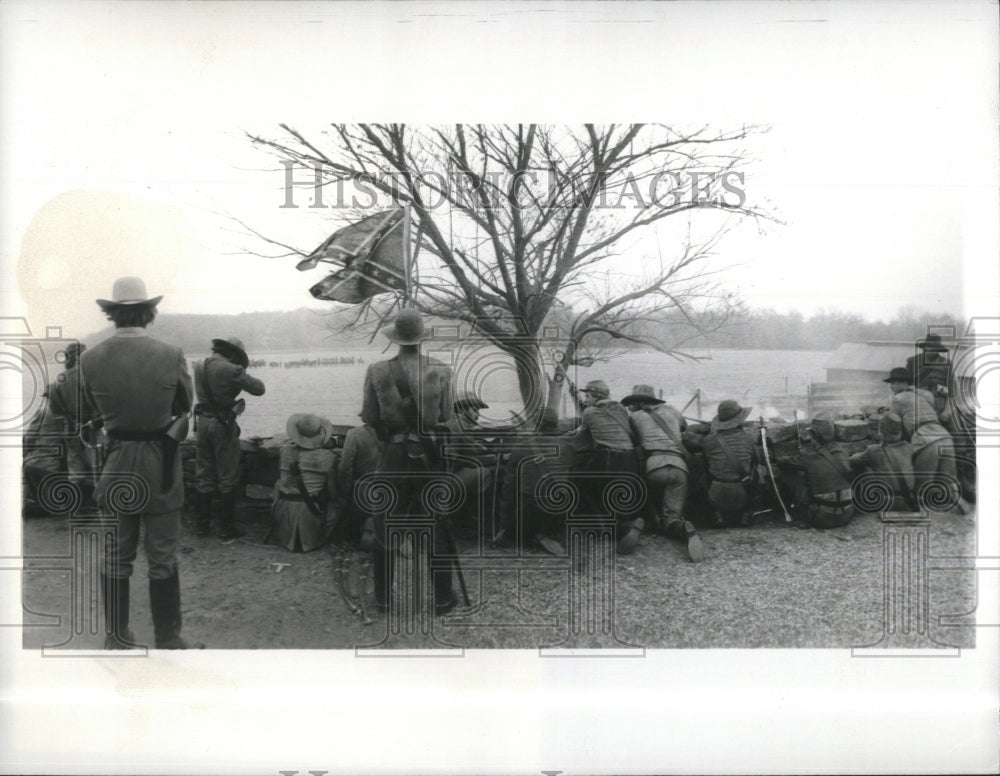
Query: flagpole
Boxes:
[{"xmin": 403, "ymin": 204, "xmax": 412, "ymax": 305}]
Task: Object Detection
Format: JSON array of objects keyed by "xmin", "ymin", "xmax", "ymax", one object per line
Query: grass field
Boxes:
[{"xmin": 200, "ymin": 347, "xmax": 832, "ymax": 438}]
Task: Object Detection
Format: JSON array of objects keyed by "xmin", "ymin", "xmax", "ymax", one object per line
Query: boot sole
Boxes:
[
  {"xmin": 687, "ymin": 534, "xmax": 707, "ymax": 562},
  {"xmin": 616, "ymin": 528, "xmax": 641, "ymax": 555}
]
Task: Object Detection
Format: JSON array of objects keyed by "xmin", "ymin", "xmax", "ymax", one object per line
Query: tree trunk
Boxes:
[{"xmin": 505, "ymin": 341, "xmax": 545, "ymax": 424}]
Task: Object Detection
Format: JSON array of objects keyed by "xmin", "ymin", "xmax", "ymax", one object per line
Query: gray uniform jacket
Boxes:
[
  {"xmin": 361, "ymin": 353, "xmax": 453, "ymax": 438},
  {"xmin": 80, "ymin": 328, "xmax": 193, "ymax": 514}
]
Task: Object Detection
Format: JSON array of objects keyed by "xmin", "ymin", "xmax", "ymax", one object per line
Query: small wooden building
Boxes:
[{"xmin": 808, "ymin": 340, "xmax": 970, "ymax": 416}]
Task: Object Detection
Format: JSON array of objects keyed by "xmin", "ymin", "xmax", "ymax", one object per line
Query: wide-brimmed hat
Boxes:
[
  {"xmin": 380, "ymin": 308, "xmax": 427, "ymax": 345},
  {"xmin": 212, "ymin": 336, "xmax": 249, "ymax": 368},
  {"xmin": 711, "ymin": 399, "xmax": 752, "ymax": 430},
  {"xmin": 620, "ymin": 384, "xmax": 665, "ymax": 407},
  {"xmin": 580, "ymin": 379, "xmax": 610, "ymax": 399},
  {"xmin": 96, "ymin": 277, "xmax": 163, "ymax": 310},
  {"xmin": 918, "ymin": 333, "xmax": 948, "ymax": 352},
  {"xmin": 286, "ymin": 413, "xmax": 333, "ymax": 449},
  {"xmin": 454, "ymin": 391, "xmax": 488, "ymax": 410},
  {"xmin": 883, "ymin": 366, "xmax": 912, "ymax": 384}
]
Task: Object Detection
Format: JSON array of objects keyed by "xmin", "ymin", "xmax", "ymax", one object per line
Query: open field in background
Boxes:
[{"xmin": 186, "ymin": 348, "xmax": 832, "ymax": 438}]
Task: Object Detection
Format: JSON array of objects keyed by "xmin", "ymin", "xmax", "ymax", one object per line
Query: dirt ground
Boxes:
[{"xmin": 20, "ymin": 496, "xmax": 977, "ymax": 652}]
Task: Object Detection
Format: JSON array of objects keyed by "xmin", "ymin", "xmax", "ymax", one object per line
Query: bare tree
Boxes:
[{"xmin": 247, "ymin": 123, "xmax": 771, "ymax": 419}]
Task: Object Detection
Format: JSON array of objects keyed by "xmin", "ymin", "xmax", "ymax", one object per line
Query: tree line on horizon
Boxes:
[{"xmin": 82, "ymin": 304, "xmax": 962, "ymax": 355}]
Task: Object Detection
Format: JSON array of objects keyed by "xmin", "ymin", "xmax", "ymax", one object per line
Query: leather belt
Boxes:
[
  {"xmin": 194, "ymin": 403, "xmax": 231, "ymax": 416},
  {"xmin": 107, "ymin": 426, "xmax": 168, "ymax": 441}
]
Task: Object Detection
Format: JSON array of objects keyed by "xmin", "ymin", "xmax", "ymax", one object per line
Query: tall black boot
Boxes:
[
  {"xmin": 195, "ymin": 491, "xmax": 213, "ymax": 537},
  {"xmin": 433, "ymin": 564, "xmax": 456, "ymax": 616},
  {"xmin": 78, "ymin": 483, "xmax": 99, "ymax": 516},
  {"xmin": 100, "ymin": 574, "xmax": 135, "ymax": 649},
  {"xmin": 217, "ymin": 490, "xmax": 245, "ymax": 540},
  {"xmin": 433, "ymin": 526, "xmax": 457, "ymax": 616},
  {"xmin": 372, "ymin": 548, "xmax": 392, "ymax": 612},
  {"xmin": 149, "ymin": 571, "xmax": 203, "ymax": 649}
]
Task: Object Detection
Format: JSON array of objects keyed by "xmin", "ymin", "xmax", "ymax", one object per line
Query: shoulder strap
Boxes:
[
  {"xmin": 196, "ymin": 359, "xmax": 232, "ymax": 426},
  {"xmin": 289, "ymin": 456, "xmax": 324, "ymax": 517},
  {"xmin": 387, "ymin": 356, "xmax": 441, "ymax": 465},
  {"xmin": 643, "ymin": 407, "xmax": 685, "ymax": 452},
  {"xmin": 712, "ymin": 433, "xmax": 750, "ymax": 478},
  {"xmin": 815, "ymin": 445, "xmax": 853, "ymax": 483},
  {"xmin": 387, "ymin": 356, "xmax": 418, "ymax": 429}
]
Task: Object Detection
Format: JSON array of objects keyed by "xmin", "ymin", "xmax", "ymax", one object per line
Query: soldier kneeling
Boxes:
[
  {"xmin": 849, "ymin": 412, "xmax": 916, "ymax": 512},
  {"xmin": 780, "ymin": 413, "xmax": 855, "ymax": 529},
  {"xmin": 271, "ymin": 414, "xmax": 339, "ymax": 552}
]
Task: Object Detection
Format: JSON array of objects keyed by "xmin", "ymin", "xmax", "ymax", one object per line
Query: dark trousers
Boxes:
[
  {"xmin": 578, "ymin": 447, "xmax": 642, "ymax": 537},
  {"xmin": 371, "ymin": 442, "xmax": 454, "ymax": 606}
]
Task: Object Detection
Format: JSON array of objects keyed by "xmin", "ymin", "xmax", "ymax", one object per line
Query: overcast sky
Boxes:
[{"xmin": 1, "ymin": 1, "xmax": 997, "ymax": 340}]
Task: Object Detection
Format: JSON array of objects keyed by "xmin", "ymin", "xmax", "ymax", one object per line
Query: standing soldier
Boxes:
[
  {"xmin": 849, "ymin": 412, "xmax": 916, "ymax": 512},
  {"xmin": 22, "ymin": 385, "xmax": 67, "ymax": 515},
  {"xmin": 80, "ymin": 277, "xmax": 200, "ymax": 649},
  {"xmin": 904, "ymin": 334, "xmax": 954, "ymax": 430},
  {"xmin": 905, "ymin": 334, "xmax": 951, "ymax": 394},
  {"xmin": 621, "ymin": 385, "xmax": 705, "ymax": 562},
  {"xmin": 48, "ymin": 342, "xmax": 99, "ymax": 513},
  {"xmin": 193, "ymin": 336, "xmax": 266, "ymax": 539},
  {"xmin": 700, "ymin": 400, "xmax": 758, "ymax": 527},
  {"xmin": 570, "ymin": 379, "xmax": 644, "ymax": 554},
  {"xmin": 361, "ymin": 308, "xmax": 458, "ymax": 615}
]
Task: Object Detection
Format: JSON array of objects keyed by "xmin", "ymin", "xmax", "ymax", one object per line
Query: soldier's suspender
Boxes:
[
  {"xmin": 194, "ymin": 359, "xmax": 233, "ymax": 428},
  {"xmin": 387, "ymin": 356, "xmax": 439, "ymax": 465}
]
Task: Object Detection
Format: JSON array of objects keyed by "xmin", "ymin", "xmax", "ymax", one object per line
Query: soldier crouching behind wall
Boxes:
[
  {"xmin": 495, "ymin": 408, "xmax": 574, "ymax": 554},
  {"xmin": 336, "ymin": 417, "xmax": 383, "ymax": 546},
  {"xmin": 193, "ymin": 336, "xmax": 266, "ymax": 540},
  {"xmin": 622, "ymin": 385, "xmax": 706, "ymax": 562},
  {"xmin": 445, "ymin": 391, "xmax": 496, "ymax": 530},
  {"xmin": 569, "ymin": 380, "xmax": 644, "ymax": 554},
  {"xmin": 700, "ymin": 400, "xmax": 758, "ymax": 527},
  {"xmin": 777, "ymin": 412, "xmax": 855, "ymax": 529},
  {"xmin": 849, "ymin": 412, "xmax": 916, "ymax": 512},
  {"xmin": 361, "ymin": 308, "xmax": 458, "ymax": 616},
  {"xmin": 884, "ymin": 365, "xmax": 962, "ymax": 513}
]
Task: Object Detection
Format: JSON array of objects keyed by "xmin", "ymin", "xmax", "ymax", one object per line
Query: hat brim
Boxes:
[
  {"xmin": 96, "ymin": 295, "xmax": 162, "ymax": 310},
  {"xmin": 883, "ymin": 375, "xmax": 912, "ymax": 383},
  {"xmin": 286, "ymin": 413, "xmax": 333, "ymax": 449},
  {"xmin": 380, "ymin": 323, "xmax": 426, "ymax": 345},
  {"xmin": 711, "ymin": 406, "xmax": 752, "ymax": 431},
  {"xmin": 920, "ymin": 343, "xmax": 948, "ymax": 352},
  {"xmin": 621, "ymin": 394, "xmax": 665, "ymax": 407},
  {"xmin": 456, "ymin": 399, "xmax": 488, "ymax": 410},
  {"xmin": 212, "ymin": 339, "xmax": 249, "ymax": 368}
]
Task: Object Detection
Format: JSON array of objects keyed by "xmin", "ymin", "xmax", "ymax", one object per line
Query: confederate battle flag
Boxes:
[{"xmin": 297, "ymin": 208, "xmax": 408, "ymax": 304}]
